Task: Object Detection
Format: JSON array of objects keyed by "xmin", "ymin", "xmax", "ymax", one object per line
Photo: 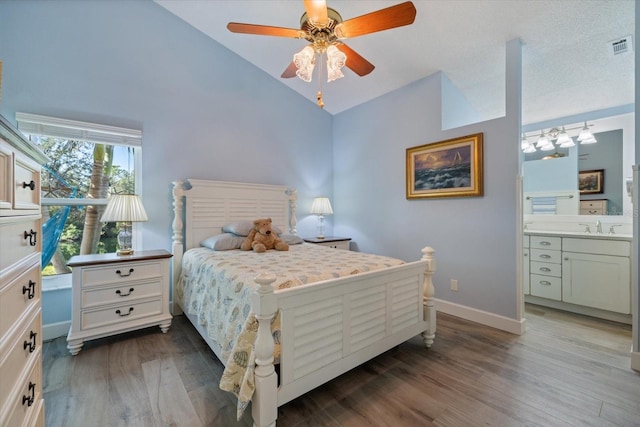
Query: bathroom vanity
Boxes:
[{"xmin": 524, "ymin": 228, "xmax": 632, "ymax": 324}]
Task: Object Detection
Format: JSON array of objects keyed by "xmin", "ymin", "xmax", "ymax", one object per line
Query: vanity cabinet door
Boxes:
[{"xmin": 562, "ymin": 252, "xmax": 630, "ymax": 314}]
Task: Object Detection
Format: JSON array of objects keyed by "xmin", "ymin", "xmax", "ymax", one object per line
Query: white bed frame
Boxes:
[{"xmin": 171, "ymin": 179, "xmax": 436, "ymax": 427}]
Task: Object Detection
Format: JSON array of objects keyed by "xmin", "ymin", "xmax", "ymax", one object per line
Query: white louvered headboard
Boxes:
[{"xmin": 171, "ymin": 179, "xmax": 297, "ymax": 297}]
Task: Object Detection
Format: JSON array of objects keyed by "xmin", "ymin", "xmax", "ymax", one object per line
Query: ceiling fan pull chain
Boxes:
[{"xmin": 317, "ymin": 52, "xmax": 324, "ymax": 108}]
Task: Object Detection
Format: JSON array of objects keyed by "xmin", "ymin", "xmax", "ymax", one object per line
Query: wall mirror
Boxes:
[{"xmin": 522, "ymin": 113, "xmax": 633, "ymax": 216}]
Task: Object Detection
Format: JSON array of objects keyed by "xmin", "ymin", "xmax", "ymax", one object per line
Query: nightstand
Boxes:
[
  {"xmin": 303, "ymin": 236, "xmax": 351, "ymax": 250},
  {"xmin": 66, "ymin": 249, "xmax": 173, "ymax": 355}
]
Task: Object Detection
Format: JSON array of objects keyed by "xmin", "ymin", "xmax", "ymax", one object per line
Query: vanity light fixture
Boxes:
[{"xmin": 521, "ymin": 121, "xmax": 596, "ymax": 153}]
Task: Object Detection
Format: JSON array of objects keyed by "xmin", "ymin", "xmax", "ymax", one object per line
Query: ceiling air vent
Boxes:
[{"xmin": 610, "ymin": 35, "xmax": 633, "ymax": 55}]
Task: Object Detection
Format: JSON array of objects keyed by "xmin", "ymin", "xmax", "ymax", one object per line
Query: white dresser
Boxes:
[
  {"xmin": 579, "ymin": 199, "xmax": 608, "ymax": 215},
  {"xmin": 0, "ymin": 115, "xmax": 48, "ymax": 427},
  {"xmin": 66, "ymin": 250, "xmax": 173, "ymax": 355}
]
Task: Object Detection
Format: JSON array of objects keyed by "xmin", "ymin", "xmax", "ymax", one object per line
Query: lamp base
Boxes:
[
  {"xmin": 116, "ymin": 249, "xmax": 134, "ymax": 256},
  {"xmin": 316, "ymin": 235, "xmax": 325, "ymax": 239}
]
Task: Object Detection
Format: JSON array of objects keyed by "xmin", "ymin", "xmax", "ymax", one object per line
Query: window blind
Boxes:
[{"xmin": 16, "ymin": 112, "xmax": 142, "ymax": 147}]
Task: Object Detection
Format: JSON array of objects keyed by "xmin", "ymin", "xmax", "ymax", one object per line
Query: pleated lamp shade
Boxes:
[{"xmin": 101, "ymin": 194, "xmax": 148, "ymax": 255}]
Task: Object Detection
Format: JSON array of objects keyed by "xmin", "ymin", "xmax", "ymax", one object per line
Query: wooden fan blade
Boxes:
[
  {"xmin": 303, "ymin": 0, "xmax": 328, "ymax": 27},
  {"xmin": 335, "ymin": 1, "xmax": 416, "ymax": 39},
  {"xmin": 281, "ymin": 61, "xmax": 298, "ymax": 78},
  {"xmin": 335, "ymin": 44, "xmax": 375, "ymax": 76},
  {"xmin": 227, "ymin": 22, "xmax": 302, "ymax": 38}
]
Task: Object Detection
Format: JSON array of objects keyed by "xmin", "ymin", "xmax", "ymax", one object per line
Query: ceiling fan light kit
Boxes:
[{"xmin": 227, "ymin": 1, "xmax": 417, "ymax": 108}]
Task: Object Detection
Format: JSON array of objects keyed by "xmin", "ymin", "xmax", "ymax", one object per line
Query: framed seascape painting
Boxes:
[
  {"xmin": 578, "ymin": 169, "xmax": 604, "ymax": 194},
  {"xmin": 406, "ymin": 133, "xmax": 483, "ymax": 199}
]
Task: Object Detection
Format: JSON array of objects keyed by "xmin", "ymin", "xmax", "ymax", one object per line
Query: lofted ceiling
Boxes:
[{"xmin": 155, "ymin": 0, "xmax": 635, "ymax": 124}]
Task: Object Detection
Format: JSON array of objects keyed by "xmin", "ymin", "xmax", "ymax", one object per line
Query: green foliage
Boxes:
[{"xmin": 36, "ymin": 136, "xmax": 136, "ymax": 272}]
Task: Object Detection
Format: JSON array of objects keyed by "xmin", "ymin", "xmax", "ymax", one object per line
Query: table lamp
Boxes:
[
  {"xmin": 310, "ymin": 197, "xmax": 333, "ymax": 239},
  {"xmin": 101, "ymin": 194, "xmax": 148, "ymax": 255}
]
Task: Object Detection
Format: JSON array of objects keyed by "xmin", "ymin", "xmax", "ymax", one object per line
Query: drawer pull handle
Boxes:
[
  {"xmin": 540, "ymin": 280, "xmax": 551, "ymax": 286},
  {"xmin": 539, "ymin": 267, "xmax": 551, "ymax": 272},
  {"xmin": 116, "ymin": 268, "xmax": 134, "ymax": 277},
  {"xmin": 23, "ymin": 331, "xmax": 37, "ymax": 353},
  {"xmin": 22, "ymin": 382, "xmax": 35, "ymax": 407},
  {"xmin": 22, "ymin": 180, "xmax": 36, "ymax": 191},
  {"xmin": 116, "ymin": 307, "xmax": 134, "ymax": 317},
  {"xmin": 116, "ymin": 288, "xmax": 134, "ymax": 297},
  {"xmin": 23, "ymin": 229, "xmax": 37, "ymax": 246},
  {"xmin": 22, "ymin": 280, "xmax": 36, "ymax": 299},
  {"xmin": 540, "ymin": 241, "xmax": 551, "ymax": 246},
  {"xmin": 539, "ymin": 254, "xmax": 551, "ymax": 259}
]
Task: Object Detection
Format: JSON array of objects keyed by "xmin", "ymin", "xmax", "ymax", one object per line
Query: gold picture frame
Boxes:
[
  {"xmin": 578, "ymin": 169, "xmax": 604, "ymax": 195},
  {"xmin": 406, "ymin": 133, "xmax": 483, "ymax": 199}
]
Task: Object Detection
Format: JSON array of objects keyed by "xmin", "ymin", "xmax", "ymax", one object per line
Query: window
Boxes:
[{"xmin": 16, "ymin": 113, "xmax": 143, "ymax": 277}]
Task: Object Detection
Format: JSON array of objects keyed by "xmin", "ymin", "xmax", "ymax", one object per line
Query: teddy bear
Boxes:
[{"xmin": 240, "ymin": 218, "xmax": 289, "ymax": 253}]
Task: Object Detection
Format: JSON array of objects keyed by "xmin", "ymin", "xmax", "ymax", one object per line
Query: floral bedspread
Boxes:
[{"xmin": 176, "ymin": 243, "xmax": 404, "ymax": 419}]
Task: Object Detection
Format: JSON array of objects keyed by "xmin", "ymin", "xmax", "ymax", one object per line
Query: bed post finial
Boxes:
[
  {"xmin": 251, "ymin": 272, "xmax": 278, "ymax": 427},
  {"xmin": 421, "ymin": 246, "xmax": 436, "ymax": 348},
  {"xmin": 171, "ymin": 181, "xmax": 185, "ymax": 314},
  {"xmin": 286, "ymin": 188, "xmax": 297, "ymax": 235}
]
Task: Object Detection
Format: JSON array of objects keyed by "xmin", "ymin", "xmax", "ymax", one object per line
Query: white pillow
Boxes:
[
  {"xmin": 222, "ymin": 220, "xmax": 283, "ymax": 236},
  {"xmin": 200, "ymin": 233, "xmax": 245, "ymax": 251}
]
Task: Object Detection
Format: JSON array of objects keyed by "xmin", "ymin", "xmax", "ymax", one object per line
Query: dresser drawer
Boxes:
[
  {"xmin": 530, "ymin": 248, "xmax": 561, "ymax": 264},
  {"xmin": 530, "ymin": 274, "xmax": 562, "ymax": 301},
  {"xmin": 0, "ymin": 217, "xmax": 41, "ymax": 271},
  {"xmin": 13, "ymin": 152, "xmax": 40, "ymax": 211},
  {"xmin": 530, "ymin": 261, "xmax": 561, "ymax": 277},
  {"xmin": 530, "ymin": 235, "xmax": 561, "ymax": 250},
  {"xmin": 0, "ymin": 309, "xmax": 41, "ymax": 413},
  {"xmin": 0, "ymin": 260, "xmax": 40, "ymax": 341},
  {"xmin": 80, "ymin": 260, "xmax": 164, "ymax": 288},
  {"xmin": 82, "ymin": 280, "xmax": 162, "ymax": 309},
  {"xmin": 81, "ymin": 298, "xmax": 163, "ymax": 330},
  {"xmin": 2, "ymin": 354, "xmax": 42, "ymax": 427},
  {"xmin": 0, "ymin": 142, "xmax": 12, "ymax": 210}
]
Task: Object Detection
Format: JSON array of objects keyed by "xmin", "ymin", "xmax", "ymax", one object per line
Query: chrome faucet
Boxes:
[{"xmin": 595, "ymin": 220, "xmax": 603, "ymax": 234}]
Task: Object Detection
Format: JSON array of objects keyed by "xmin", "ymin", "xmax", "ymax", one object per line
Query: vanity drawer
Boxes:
[
  {"xmin": 563, "ymin": 238, "xmax": 630, "ymax": 257},
  {"xmin": 530, "ymin": 261, "xmax": 561, "ymax": 277},
  {"xmin": 530, "ymin": 248, "xmax": 561, "ymax": 264},
  {"xmin": 530, "ymin": 274, "xmax": 562, "ymax": 301},
  {"xmin": 530, "ymin": 235, "xmax": 561, "ymax": 250}
]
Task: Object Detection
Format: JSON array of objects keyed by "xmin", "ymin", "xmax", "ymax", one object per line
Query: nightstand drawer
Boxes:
[
  {"xmin": 0, "ymin": 260, "xmax": 40, "ymax": 341},
  {"xmin": 82, "ymin": 281, "xmax": 162, "ymax": 309},
  {"xmin": 81, "ymin": 298, "xmax": 163, "ymax": 330},
  {"xmin": 0, "ymin": 309, "xmax": 41, "ymax": 413},
  {"xmin": 81, "ymin": 260, "xmax": 164, "ymax": 288}
]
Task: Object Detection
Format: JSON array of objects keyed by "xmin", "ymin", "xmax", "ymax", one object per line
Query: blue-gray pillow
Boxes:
[
  {"xmin": 280, "ymin": 234, "xmax": 303, "ymax": 245},
  {"xmin": 200, "ymin": 233, "xmax": 245, "ymax": 251},
  {"xmin": 222, "ymin": 220, "xmax": 283, "ymax": 236}
]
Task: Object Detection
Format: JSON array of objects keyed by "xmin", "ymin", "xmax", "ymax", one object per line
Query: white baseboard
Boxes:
[
  {"xmin": 632, "ymin": 351, "xmax": 640, "ymax": 372},
  {"xmin": 435, "ymin": 298, "xmax": 525, "ymax": 335},
  {"xmin": 43, "ymin": 320, "xmax": 70, "ymax": 341}
]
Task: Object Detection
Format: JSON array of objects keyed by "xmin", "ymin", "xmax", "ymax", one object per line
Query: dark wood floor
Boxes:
[{"xmin": 42, "ymin": 304, "xmax": 639, "ymax": 427}]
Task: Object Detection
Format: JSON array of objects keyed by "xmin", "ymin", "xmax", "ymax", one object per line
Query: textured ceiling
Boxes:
[{"xmin": 155, "ymin": 0, "xmax": 635, "ymax": 124}]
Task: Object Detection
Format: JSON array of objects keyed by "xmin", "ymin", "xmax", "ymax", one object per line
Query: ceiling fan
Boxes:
[{"xmin": 227, "ymin": 0, "xmax": 417, "ymax": 108}]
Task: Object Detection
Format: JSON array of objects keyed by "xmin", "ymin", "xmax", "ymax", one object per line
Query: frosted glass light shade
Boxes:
[
  {"xmin": 294, "ymin": 46, "xmax": 316, "ymax": 82},
  {"xmin": 326, "ymin": 45, "xmax": 346, "ymax": 82}
]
